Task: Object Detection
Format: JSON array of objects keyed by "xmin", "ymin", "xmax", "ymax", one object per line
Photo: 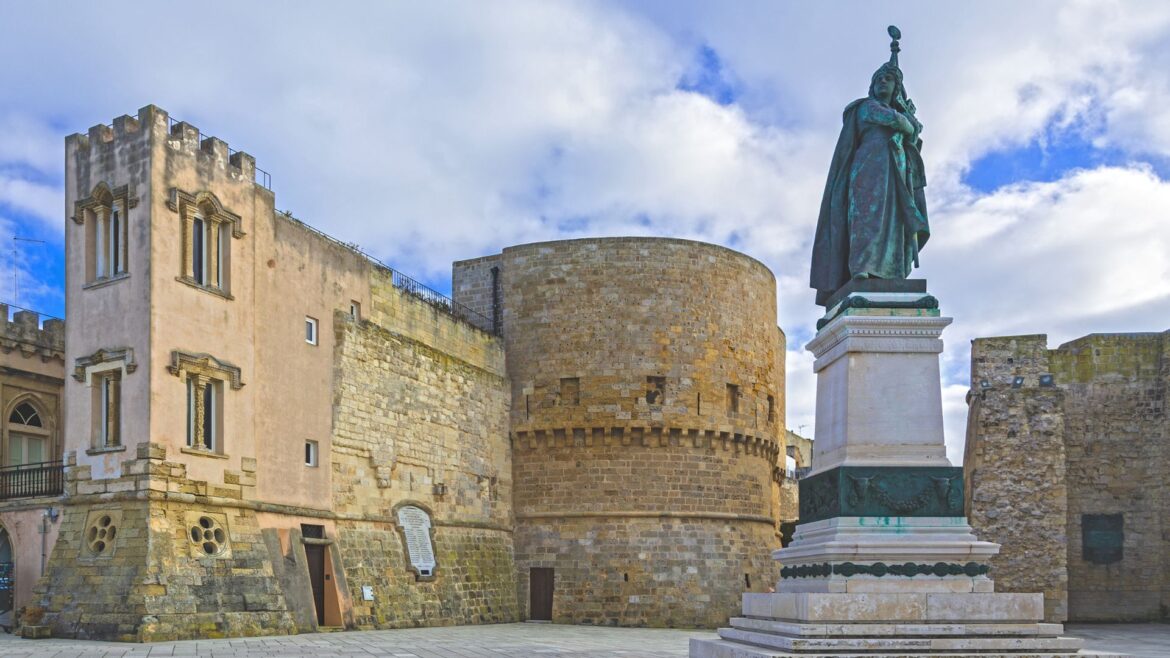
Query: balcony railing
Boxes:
[{"xmin": 0, "ymin": 461, "xmax": 64, "ymax": 500}]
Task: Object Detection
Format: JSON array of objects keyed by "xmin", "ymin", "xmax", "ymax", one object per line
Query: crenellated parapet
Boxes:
[
  {"xmin": 67, "ymin": 105, "xmax": 265, "ymax": 192},
  {"xmin": 0, "ymin": 305, "xmax": 64, "ymax": 363},
  {"xmin": 512, "ymin": 426, "xmax": 780, "ymax": 460}
]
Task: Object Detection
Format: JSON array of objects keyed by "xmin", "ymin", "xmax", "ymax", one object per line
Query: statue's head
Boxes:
[{"xmin": 868, "ymin": 62, "xmax": 903, "ymax": 104}]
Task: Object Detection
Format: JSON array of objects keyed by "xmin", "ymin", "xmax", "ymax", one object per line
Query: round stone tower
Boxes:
[{"xmin": 454, "ymin": 237, "xmax": 785, "ymax": 628}]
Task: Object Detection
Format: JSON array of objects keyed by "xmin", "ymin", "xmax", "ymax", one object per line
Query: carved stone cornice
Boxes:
[
  {"xmin": 167, "ymin": 188, "xmax": 245, "ymax": 238},
  {"xmin": 72, "ymin": 182, "xmax": 139, "ymax": 225},
  {"xmin": 166, "ymin": 350, "xmax": 244, "ymax": 389},
  {"xmin": 73, "ymin": 347, "xmax": 137, "ymax": 382}
]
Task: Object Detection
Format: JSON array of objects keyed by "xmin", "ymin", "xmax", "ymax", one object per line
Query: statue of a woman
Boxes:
[{"xmin": 810, "ymin": 27, "xmax": 929, "ymax": 306}]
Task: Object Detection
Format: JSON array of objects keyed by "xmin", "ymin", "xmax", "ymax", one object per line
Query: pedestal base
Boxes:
[{"xmin": 689, "ymin": 592, "xmax": 1112, "ymax": 657}]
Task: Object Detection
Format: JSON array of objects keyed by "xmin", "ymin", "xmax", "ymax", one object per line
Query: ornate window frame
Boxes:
[
  {"xmin": 167, "ymin": 350, "xmax": 243, "ymax": 457},
  {"xmin": 167, "ymin": 188, "xmax": 243, "ymax": 299},
  {"xmin": 73, "ymin": 182, "xmax": 138, "ymax": 287},
  {"xmin": 74, "ymin": 347, "xmax": 136, "ymax": 454},
  {"xmin": 3, "ymin": 393, "xmax": 55, "ymax": 466}
]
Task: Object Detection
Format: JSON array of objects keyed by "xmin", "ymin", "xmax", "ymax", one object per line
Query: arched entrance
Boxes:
[{"xmin": 0, "ymin": 526, "xmax": 13, "ymax": 616}]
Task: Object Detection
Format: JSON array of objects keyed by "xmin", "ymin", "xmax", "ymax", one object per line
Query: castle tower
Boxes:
[
  {"xmin": 454, "ymin": 237, "xmax": 786, "ymax": 627},
  {"xmin": 41, "ymin": 106, "xmax": 518, "ymax": 641},
  {"xmin": 40, "ymin": 106, "xmax": 299, "ymax": 640}
]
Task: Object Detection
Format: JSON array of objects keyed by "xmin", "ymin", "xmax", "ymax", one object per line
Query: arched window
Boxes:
[
  {"xmin": 74, "ymin": 183, "xmax": 133, "ymax": 284},
  {"xmin": 170, "ymin": 189, "xmax": 239, "ymax": 297},
  {"xmin": 7, "ymin": 400, "xmax": 50, "ymax": 466},
  {"xmin": 8, "ymin": 403, "xmax": 41, "ymax": 428}
]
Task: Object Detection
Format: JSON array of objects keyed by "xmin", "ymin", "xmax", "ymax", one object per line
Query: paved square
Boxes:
[{"xmin": 0, "ymin": 623, "xmax": 1165, "ymax": 657}]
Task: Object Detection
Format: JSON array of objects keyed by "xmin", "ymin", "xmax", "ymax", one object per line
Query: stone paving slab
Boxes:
[{"xmin": 0, "ymin": 622, "xmax": 1164, "ymax": 658}]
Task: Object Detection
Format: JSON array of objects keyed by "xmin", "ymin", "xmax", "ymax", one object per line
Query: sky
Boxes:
[{"xmin": 2, "ymin": 0, "xmax": 1168, "ymax": 463}]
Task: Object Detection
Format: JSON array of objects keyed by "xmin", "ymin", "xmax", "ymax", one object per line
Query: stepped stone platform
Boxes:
[{"xmin": 691, "ymin": 289, "xmax": 1121, "ymax": 658}]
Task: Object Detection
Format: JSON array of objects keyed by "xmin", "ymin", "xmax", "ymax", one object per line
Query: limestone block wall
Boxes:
[
  {"xmin": 1053, "ymin": 332, "xmax": 1168, "ymax": 621},
  {"xmin": 455, "ymin": 237, "xmax": 784, "ymax": 628},
  {"xmin": 965, "ymin": 335, "xmax": 1069, "ymax": 622},
  {"xmin": 966, "ymin": 331, "xmax": 1169, "ymax": 622},
  {"xmin": 329, "ymin": 280, "xmax": 518, "ymax": 627},
  {"xmin": 37, "ymin": 444, "xmax": 296, "ymax": 641}
]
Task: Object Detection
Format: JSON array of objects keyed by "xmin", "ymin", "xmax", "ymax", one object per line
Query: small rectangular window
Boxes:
[
  {"xmin": 349, "ymin": 301, "xmax": 361, "ymax": 320},
  {"xmin": 187, "ymin": 378, "xmax": 222, "ymax": 452},
  {"xmin": 560, "ymin": 377, "xmax": 580, "ymax": 405},
  {"xmin": 93, "ymin": 370, "xmax": 122, "ymax": 448},
  {"xmin": 305, "ymin": 440, "xmax": 319, "ymax": 467},
  {"xmin": 726, "ymin": 384, "xmax": 740, "ymax": 415},
  {"xmin": 192, "ymin": 215, "xmax": 205, "ymax": 285},
  {"xmin": 306, "ymin": 316, "xmax": 318, "ymax": 345},
  {"xmin": 110, "ymin": 204, "xmax": 122, "ymax": 275},
  {"xmin": 767, "ymin": 395, "xmax": 775, "ymax": 423}
]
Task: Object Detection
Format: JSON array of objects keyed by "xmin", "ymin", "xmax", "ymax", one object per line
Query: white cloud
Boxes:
[
  {"xmin": 0, "ymin": 176, "xmax": 61, "ymax": 229},
  {"xmin": 0, "ymin": 1, "xmax": 1168, "ymax": 464}
]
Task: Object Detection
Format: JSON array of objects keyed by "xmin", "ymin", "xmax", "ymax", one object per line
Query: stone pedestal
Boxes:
[{"xmin": 691, "ymin": 293, "xmax": 1113, "ymax": 657}]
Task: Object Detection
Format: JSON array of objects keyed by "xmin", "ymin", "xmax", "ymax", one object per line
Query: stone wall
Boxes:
[
  {"xmin": 964, "ymin": 335, "xmax": 1069, "ymax": 622},
  {"xmin": 328, "ymin": 281, "xmax": 518, "ymax": 627},
  {"xmin": 965, "ymin": 331, "xmax": 1169, "ymax": 622},
  {"xmin": 37, "ymin": 444, "xmax": 297, "ymax": 641},
  {"xmin": 455, "ymin": 237, "xmax": 784, "ymax": 627},
  {"xmin": 1054, "ymin": 332, "xmax": 1168, "ymax": 621}
]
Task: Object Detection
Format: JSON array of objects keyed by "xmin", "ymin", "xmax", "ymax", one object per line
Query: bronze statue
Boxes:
[{"xmin": 810, "ymin": 26, "xmax": 929, "ymax": 306}]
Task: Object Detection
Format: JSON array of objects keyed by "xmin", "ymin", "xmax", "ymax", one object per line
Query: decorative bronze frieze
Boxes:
[{"xmin": 798, "ymin": 465, "xmax": 964, "ymax": 524}]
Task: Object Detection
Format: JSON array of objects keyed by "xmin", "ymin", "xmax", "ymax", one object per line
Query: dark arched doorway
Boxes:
[{"xmin": 0, "ymin": 526, "xmax": 13, "ymax": 617}]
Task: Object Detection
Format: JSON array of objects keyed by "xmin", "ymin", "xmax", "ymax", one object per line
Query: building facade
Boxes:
[
  {"xmin": 454, "ymin": 239, "xmax": 786, "ymax": 628},
  {"xmin": 964, "ymin": 331, "xmax": 1169, "ymax": 622},
  {"xmin": 0, "ymin": 307, "xmax": 66, "ymax": 619},
  {"xmin": 36, "ymin": 106, "xmax": 517, "ymax": 640},
  {"xmin": 20, "ymin": 106, "xmax": 791, "ymax": 640}
]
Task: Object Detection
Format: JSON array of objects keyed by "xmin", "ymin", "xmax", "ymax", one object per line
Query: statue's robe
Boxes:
[{"xmin": 810, "ymin": 98, "xmax": 929, "ymax": 306}]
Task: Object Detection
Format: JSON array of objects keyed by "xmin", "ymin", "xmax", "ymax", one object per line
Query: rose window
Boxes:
[
  {"xmin": 189, "ymin": 515, "xmax": 228, "ymax": 556},
  {"xmin": 85, "ymin": 514, "xmax": 117, "ymax": 555}
]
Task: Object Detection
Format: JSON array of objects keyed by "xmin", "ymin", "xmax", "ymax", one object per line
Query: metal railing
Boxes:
[
  {"xmin": 165, "ymin": 116, "xmax": 272, "ymax": 190},
  {"xmin": 279, "ymin": 212, "xmax": 497, "ymax": 334},
  {"xmin": 1, "ymin": 301, "xmax": 63, "ymax": 325},
  {"xmin": 0, "ymin": 461, "xmax": 64, "ymax": 500}
]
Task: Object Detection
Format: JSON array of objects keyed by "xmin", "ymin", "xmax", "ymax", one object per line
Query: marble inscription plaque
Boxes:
[{"xmin": 396, "ymin": 505, "xmax": 436, "ymax": 577}]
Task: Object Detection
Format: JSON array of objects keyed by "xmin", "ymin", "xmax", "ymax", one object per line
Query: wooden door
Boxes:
[
  {"xmin": 305, "ymin": 544, "xmax": 326, "ymax": 625},
  {"xmin": 529, "ymin": 567, "xmax": 554, "ymax": 621}
]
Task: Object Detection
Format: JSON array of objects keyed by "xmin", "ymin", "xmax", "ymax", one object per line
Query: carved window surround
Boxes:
[
  {"xmin": 166, "ymin": 350, "xmax": 244, "ymax": 390},
  {"xmin": 72, "ymin": 183, "xmax": 139, "ymax": 226},
  {"xmin": 73, "ymin": 182, "xmax": 138, "ymax": 284},
  {"xmin": 73, "ymin": 347, "xmax": 137, "ymax": 384},
  {"xmin": 167, "ymin": 188, "xmax": 243, "ymax": 298},
  {"xmin": 168, "ymin": 350, "xmax": 242, "ymax": 456},
  {"xmin": 74, "ymin": 348, "xmax": 134, "ymax": 453}
]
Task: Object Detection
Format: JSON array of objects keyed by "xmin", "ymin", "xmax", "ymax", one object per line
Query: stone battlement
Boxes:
[
  {"xmin": 68, "ymin": 105, "xmax": 260, "ymax": 189},
  {"xmin": 0, "ymin": 304, "xmax": 64, "ymax": 362},
  {"xmin": 512, "ymin": 426, "xmax": 780, "ymax": 460},
  {"xmin": 971, "ymin": 331, "xmax": 1169, "ymax": 390}
]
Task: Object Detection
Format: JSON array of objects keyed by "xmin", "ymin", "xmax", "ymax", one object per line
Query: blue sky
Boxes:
[{"xmin": 2, "ymin": 1, "xmax": 1169, "ymax": 461}]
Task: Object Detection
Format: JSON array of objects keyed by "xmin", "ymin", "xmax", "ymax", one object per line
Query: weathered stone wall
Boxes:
[
  {"xmin": 1053, "ymin": 332, "xmax": 1168, "ymax": 621},
  {"xmin": 965, "ymin": 335, "xmax": 1068, "ymax": 622},
  {"xmin": 37, "ymin": 444, "xmax": 296, "ymax": 641},
  {"xmin": 965, "ymin": 331, "xmax": 1169, "ymax": 623},
  {"xmin": 449, "ymin": 254, "xmax": 500, "ymax": 333},
  {"xmin": 334, "ymin": 524, "xmax": 516, "ymax": 628},
  {"xmin": 455, "ymin": 237, "xmax": 784, "ymax": 627},
  {"xmin": 329, "ymin": 282, "xmax": 518, "ymax": 627},
  {"xmin": 512, "ymin": 442, "xmax": 778, "ymax": 627}
]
